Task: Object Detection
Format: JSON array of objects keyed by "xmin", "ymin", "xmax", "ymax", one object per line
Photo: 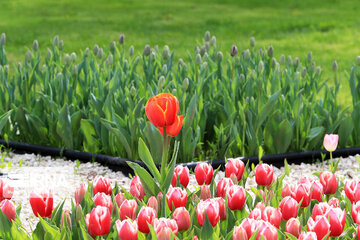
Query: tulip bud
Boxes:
[
  {"xmin": 128, "ymin": 45, "xmax": 134, "ymax": 56},
  {"xmin": 201, "ymin": 62, "xmax": 208, "ymax": 71},
  {"xmin": 64, "ymin": 53, "xmax": 71, "ymax": 66},
  {"xmin": 158, "ymin": 75, "xmax": 165, "ymax": 89},
  {"xmin": 120, "ymin": 199, "xmax": 137, "ymax": 221},
  {"xmin": 93, "ymin": 192, "xmax": 113, "ymax": 213},
  {"xmin": 118, "ymin": 34, "xmax": 125, "ymax": 44},
  {"xmin": 0, "ymin": 33, "xmax": 5, "ymax": 45},
  {"xmin": 73, "ymin": 204, "xmax": 82, "ymax": 223},
  {"xmin": 178, "ymin": 58, "xmax": 185, "ymax": 67},
  {"xmin": 315, "ymin": 66, "xmax": 322, "ymax": 75},
  {"xmin": 301, "ymin": 67, "xmax": 307, "ymax": 78},
  {"xmin": 85, "ymin": 206, "xmax": 111, "ymax": 238},
  {"xmin": 255, "ymin": 163, "xmax": 274, "ymax": 186},
  {"xmin": 227, "ymin": 185, "xmax": 246, "ymax": 211},
  {"xmin": 231, "ymin": 44, "xmax": 238, "ymax": 57},
  {"xmin": 285, "ymin": 218, "xmax": 301, "ymax": 238},
  {"xmin": 307, "ymin": 51, "xmax": 312, "ymax": 62},
  {"xmin": 307, "ymin": 215, "xmax": 330, "ymax": 240},
  {"xmin": 92, "ymin": 176, "xmax": 112, "ymax": 195},
  {"xmin": 26, "ymin": 50, "xmax": 32, "ymax": 63},
  {"xmin": 267, "ymin": 45, "xmax": 273, "ymax": 58},
  {"xmin": 106, "ymin": 54, "xmax": 113, "ymax": 65},
  {"xmin": 162, "ymin": 64, "xmax": 167, "ymax": 73},
  {"xmin": 61, "ymin": 210, "xmax": 72, "ymax": 230},
  {"xmin": 147, "ymin": 196, "xmax": 158, "ymax": 213},
  {"xmin": 200, "ymin": 185, "xmax": 211, "ymax": 200},
  {"xmin": 116, "ymin": 219, "xmax": 138, "ymax": 240},
  {"xmin": 75, "ymin": 183, "xmax": 86, "ymax": 205},
  {"xmin": 150, "ymin": 51, "xmax": 156, "ymax": 60},
  {"xmin": 29, "ymin": 189, "xmax": 54, "ymax": 218},
  {"xmin": 32, "ymin": 40, "xmax": 39, "ymax": 51},
  {"xmin": 130, "ymin": 176, "xmax": 145, "ymax": 201},
  {"xmin": 70, "ymin": 52, "xmax": 77, "ymax": 63},
  {"xmin": 182, "ymin": 78, "xmax": 189, "ymax": 91},
  {"xmin": 84, "ymin": 47, "xmax": 89, "ymax": 57},
  {"xmin": 243, "ymin": 49, "xmax": 250, "ymax": 60},
  {"xmin": 71, "ymin": 65, "xmax": 77, "ymax": 76},
  {"xmin": 137, "ymin": 206, "xmax": 157, "ymax": 234},
  {"xmin": 0, "ymin": 199, "xmax": 16, "ymax": 221},
  {"xmin": 0, "ymin": 179, "xmax": 14, "ymax": 201},
  {"xmin": 109, "ymin": 40, "xmax": 116, "ymax": 54},
  {"xmin": 299, "ymin": 232, "xmax": 317, "ymax": 240},
  {"xmin": 332, "ymin": 60, "xmax": 338, "ymax": 72},
  {"xmin": 204, "ymin": 31, "xmax": 211, "ymax": 42},
  {"xmin": 97, "ymin": 48, "xmax": 104, "ymax": 59},
  {"xmin": 323, "ymin": 134, "xmax": 338, "ymax": 152},
  {"xmin": 173, "ymin": 207, "xmax": 191, "ymax": 231},
  {"xmin": 143, "ymin": 44, "xmax": 151, "ymax": 56},
  {"xmin": 258, "ymin": 60, "xmax": 264, "ymax": 74},
  {"xmin": 233, "ymin": 225, "xmax": 248, "ymax": 240},
  {"xmin": 59, "ymin": 40, "xmax": 64, "ymax": 51},
  {"xmin": 250, "ymin": 36, "xmax": 255, "ymax": 47},
  {"xmin": 195, "ymin": 53, "xmax": 202, "ymax": 65},
  {"xmin": 319, "ymin": 171, "xmax": 337, "ymax": 195},
  {"xmin": 163, "ymin": 45, "xmax": 170, "ymax": 60},
  {"xmin": 210, "ymin": 36, "xmax": 216, "ymax": 47},
  {"xmin": 216, "ymin": 177, "xmax": 234, "ymax": 198},
  {"xmin": 52, "ymin": 35, "xmax": 59, "ymax": 47},
  {"xmin": 129, "ymin": 85, "xmax": 136, "ymax": 97},
  {"xmin": 93, "ymin": 44, "xmax": 99, "ymax": 55},
  {"xmin": 195, "ymin": 163, "xmax": 214, "ymax": 185},
  {"xmin": 200, "ymin": 45, "xmax": 206, "ymax": 57},
  {"xmin": 279, "ymin": 54, "xmax": 285, "ymax": 65},
  {"xmin": 166, "ymin": 187, "xmax": 187, "ymax": 211},
  {"xmin": 194, "ymin": 46, "xmax": 200, "ymax": 54},
  {"xmin": 356, "ymin": 56, "xmax": 360, "ymax": 66},
  {"xmin": 217, "ymin": 51, "xmax": 223, "ymax": 62},
  {"xmin": 196, "ymin": 199, "xmax": 220, "ymax": 227}
]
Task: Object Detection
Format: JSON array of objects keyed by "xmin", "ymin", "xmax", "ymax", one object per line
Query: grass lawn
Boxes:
[{"xmin": 0, "ymin": 0, "xmax": 359, "ymax": 104}]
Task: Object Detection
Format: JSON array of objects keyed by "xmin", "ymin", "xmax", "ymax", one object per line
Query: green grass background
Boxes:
[{"xmin": 0, "ymin": 0, "xmax": 359, "ymax": 104}]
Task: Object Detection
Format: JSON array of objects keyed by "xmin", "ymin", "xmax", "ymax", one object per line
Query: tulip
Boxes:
[
  {"xmin": 256, "ymin": 220, "xmax": 278, "ymax": 240},
  {"xmin": 231, "ymin": 45, "xmax": 238, "ymax": 57},
  {"xmin": 261, "ymin": 206, "xmax": 282, "ymax": 228},
  {"xmin": 92, "ymin": 176, "xmax": 112, "ymax": 195},
  {"xmin": 292, "ymin": 183, "xmax": 311, "ymax": 207},
  {"xmin": 233, "ymin": 225, "xmax": 248, "ymax": 240},
  {"xmin": 285, "ymin": 218, "xmax": 301, "ymax": 238},
  {"xmin": 200, "ymin": 185, "xmax": 211, "ymax": 200},
  {"xmin": 216, "ymin": 177, "xmax": 234, "ymax": 198},
  {"xmin": 93, "ymin": 192, "xmax": 113, "ymax": 213},
  {"xmin": 166, "ymin": 187, "xmax": 187, "ymax": 211},
  {"xmin": 310, "ymin": 181, "xmax": 324, "ymax": 202},
  {"xmin": 147, "ymin": 196, "xmax": 159, "ymax": 214},
  {"xmin": 195, "ymin": 163, "xmax": 214, "ymax": 185},
  {"xmin": 312, "ymin": 202, "xmax": 330, "ymax": 219},
  {"xmin": 225, "ymin": 158, "xmax": 245, "ymax": 182},
  {"xmin": 352, "ymin": 201, "xmax": 360, "ymax": 224},
  {"xmin": 193, "ymin": 236, "xmax": 199, "ymax": 240},
  {"xmin": 344, "ymin": 180, "xmax": 360, "ymax": 203},
  {"xmin": 120, "ymin": 199, "xmax": 137, "ymax": 221},
  {"xmin": 358, "ymin": 225, "xmax": 360, "ymax": 240},
  {"xmin": 279, "ymin": 196, "xmax": 299, "ymax": 221},
  {"xmin": 307, "ymin": 215, "xmax": 330, "ymax": 240},
  {"xmin": 282, "ymin": 184, "xmax": 294, "ymax": 198},
  {"xmin": 61, "ymin": 210, "xmax": 72, "ymax": 230},
  {"xmin": 214, "ymin": 197, "xmax": 226, "ymax": 220},
  {"xmin": 249, "ymin": 207, "xmax": 262, "ymax": 220},
  {"xmin": 173, "ymin": 207, "xmax": 191, "ymax": 231},
  {"xmin": 75, "ymin": 205, "xmax": 83, "ymax": 223},
  {"xmin": 171, "ymin": 165, "xmax": 190, "ymax": 188},
  {"xmin": 196, "ymin": 199, "xmax": 220, "ymax": 227},
  {"xmin": 319, "ymin": 171, "xmax": 337, "ymax": 195},
  {"xmin": 115, "ymin": 219, "xmax": 138, "ymax": 240},
  {"xmin": 299, "ymin": 232, "xmax": 318, "ymax": 240},
  {"xmin": 29, "ymin": 189, "xmax": 53, "ymax": 218},
  {"xmin": 130, "ymin": 176, "xmax": 145, "ymax": 201},
  {"xmin": 85, "ymin": 206, "xmax": 111, "ymax": 238},
  {"xmin": 75, "ymin": 183, "xmax": 86, "ymax": 205},
  {"xmin": 255, "ymin": 164, "xmax": 274, "ymax": 186},
  {"xmin": 137, "ymin": 206, "xmax": 157, "ymax": 234},
  {"xmin": 0, "ymin": 179, "xmax": 14, "ymax": 201},
  {"xmin": 115, "ymin": 192, "xmax": 126, "ymax": 212},
  {"xmin": 325, "ymin": 207, "xmax": 346, "ymax": 237},
  {"xmin": 154, "ymin": 218, "xmax": 178, "ymax": 239},
  {"xmin": 158, "ymin": 115, "xmax": 183, "ymax": 137},
  {"xmin": 239, "ymin": 218, "xmax": 257, "ymax": 238},
  {"xmin": 145, "ymin": 93, "xmax": 180, "ymax": 128},
  {"xmin": 227, "ymin": 185, "xmax": 246, "ymax": 211},
  {"xmin": 323, "ymin": 134, "xmax": 338, "ymax": 152},
  {"xmin": 0, "ymin": 199, "xmax": 16, "ymax": 221}
]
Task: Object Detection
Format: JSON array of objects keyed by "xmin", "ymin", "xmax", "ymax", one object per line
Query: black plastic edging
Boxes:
[{"xmin": 1, "ymin": 140, "xmax": 360, "ymax": 176}]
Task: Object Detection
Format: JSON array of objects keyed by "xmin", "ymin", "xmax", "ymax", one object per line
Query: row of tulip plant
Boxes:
[
  {"xmin": 0, "ymin": 92, "xmax": 358, "ymax": 240},
  {"xmin": 0, "ymin": 32, "xmax": 360, "ymax": 163}
]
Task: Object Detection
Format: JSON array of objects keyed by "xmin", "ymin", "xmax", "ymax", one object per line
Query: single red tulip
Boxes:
[
  {"xmin": 196, "ymin": 199, "xmax": 220, "ymax": 227},
  {"xmin": 173, "ymin": 207, "xmax": 191, "ymax": 231},
  {"xmin": 0, "ymin": 179, "xmax": 14, "ymax": 202},
  {"xmin": 298, "ymin": 232, "xmax": 318, "ymax": 240},
  {"xmin": 0, "ymin": 199, "xmax": 16, "ymax": 221},
  {"xmin": 256, "ymin": 220, "xmax": 278, "ymax": 240},
  {"xmin": 114, "ymin": 192, "xmax": 126, "ymax": 213},
  {"xmin": 282, "ymin": 184, "xmax": 295, "ymax": 198},
  {"xmin": 344, "ymin": 180, "xmax": 360, "ymax": 203},
  {"xmin": 320, "ymin": 171, "xmax": 337, "ymax": 195},
  {"xmin": 29, "ymin": 189, "xmax": 53, "ymax": 218},
  {"xmin": 255, "ymin": 164, "xmax": 274, "ymax": 186},
  {"xmin": 158, "ymin": 115, "xmax": 183, "ymax": 137},
  {"xmin": 120, "ymin": 199, "xmax": 137, "ymax": 221},
  {"xmin": 307, "ymin": 215, "xmax": 330, "ymax": 240},
  {"xmin": 323, "ymin": 134, "xmax": 338, "ymax": 152},
  {"xmin": 261, "ymin": 206, "xmax": 282, "ymax": 228},
  {"xmin": 85, "ymin": 206, "xmax": 111, "ymax": 238},
  {"xmin": 249, "ymin": 207, "xmax": 262, "ymax": 220},
  {"xmin": 145, "ymin": 93, "xmax": 179, "ymax": 128},
  {"xmin": 195, "ymin": 163, "xmax": 214, "ymax": 185},
  {"xmin": 310, "ymin": 181, "xmax": 324, "ymax": 202},
  {"xmin": 166, "ymin": 187, "xmax": 187, "ymax": 211},
  {"xmin": 171, "ymin": 165, "xmax": 190, "ymax": 188},
  {"xmin": 75, "ymin": 183, "xmax": 86, "ymax": 205},
  {"xmin": 352, "ymin": 201, "xmax": 360, "ymax": 224},
  {"xmin": 216, "ymin": 177, "xmax": 234, "ymax": 198},
  {"xmin": 285, "ymin": 218, "xmax": 301, "ymax": 238},
  {"xmin": 154, "ymin": 218, "xmax": 178, "ymax": 239},
  {"xmin": 137, "ymin": 206, "xmax": 157, "ymax": 234},
  {"xmin": 200, "ymin": 185, "xmax": 211, "ymax": 200},
  {"xmin": 147, "ymin": 196, "xmax": 159, "ymax": 214},
  {"xmin": 225, "ymin": 158, "xmax": 245, "ymax": 182},
  {"xmin": 279, "ymin": 196, "xmax": 299, "ymax": 221},
  {"xmin": 60, "ymin": 210, "xmax": 72, "ymax": 230},
  {"xmin": 115, "ymin": 219, "xmax": 138, "ymax": 240},
  {"xmin": 239, "ymin": 218, "xmax": 257, "ymax": 238},
  {"xmin": 312, "ymin": 202, "xmax": 330, "ymax": 220},
  {"xmin": 227, "ymin": 185, "xmax": 246, "ymax": 211},
  {"xmin": 233, "ymin": 225, "xmax": 248, "ymax": 240},
  {"xmin": 325, "ymin": 207, "xmax": 346, "ymax": 237},
  {"xmin": 93, "ymin": 192, "xmax": 113, "ymax": 214},
  {"xmin": 92, "ymin": 176, "xmax": 112, "ymax": 195},
  {"xmin": 130, "ymin": 176, "xmax": 145, "ymax": 201},
  {"xmin": 214, "ymin": 197, "xmax": 226, "ymax": 220},
  {"xmin": 292, "ymin": 183, "xmax": 311, "ymax": 208}
]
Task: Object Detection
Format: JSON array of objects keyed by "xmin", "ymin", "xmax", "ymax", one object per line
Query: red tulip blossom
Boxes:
[
  {"xmin": 137, "ymin": 206, "xmax": 157, "ymax": 234},
  {"xmin": 29, "ymin": 189, "xmax": 53, "ymax": 218},
  {"xmin": 166, "ymin": 187, "xmax": 187, "ymax": 211},
  {"xmin": 279, "ymin": 196, "xmax": 299, "ymax": 221},
  {"xmin": 285, "ymin": 218, "xmax": 301, "ymax": 238},
  {"xmin": 130, "ymin": 176, "xmax": 145, "ymax": 201},
  {"xmin": 171, "ymin": 165, "xmax": 190, "ymax": 188},
  {"xmin": 255, "ymin": 164, "xmax": 274, "ymax": 186},
  {"xmin": 85, "ymin": 206, "xmax": 111, "ymax": 238},
  {"xmin": 344, "ymin": 180, "xmax": 360, "ymax": 203},
  {"xmin": 154, "ymin": 218, "xmax": 179, "ymax": 239},
  {"xmin": 92, "ymin": 176, "xmax": 112, "ymax": 195},
  {"xmin": 74, "ymin": 183, "xmax": 86, "ymax": 205},
  {"xmin": 147, "ymin": 196, "xmax": 159, "ymax": 214},
  {"xmin": 227, "ymin": 185, "xmax": 246, "ymax": 211},
  {"xmin": 0, "ymin": 199, "xmax": 16, "ymax": 221},
  {"xmin": 115, "ymin": 219, "xmax": 138, "ymax": 240},
  {"xmin": 195, "ymin": 163, "xmax": 214, "ymax": 185},
  {"xmin": 225, "ymin": 158, "xmax": 245, "ymax": 182},
  {"xmin": 0, "ymin": 179, "xmax": 14, "ymax": 202},
  {"xmin": 92, "ymin": 192, "xmax": 113, "ymax": 214},
  {"xmin": 120, "ymin": 199, "xmax": 137, "ymax": 221},
  {"xmin": 307, "ymin": 215, "xmax": 330, "ymax": 240},
  {"xmin": 298, "ymin": 232, "xmax": 318, "ymax": 240},
  {"xmin": 216, "ymin": 177, "xmax": 234, "ymax": 198},
  {"xmin": 261, "ymin": 206, "xmax": 282, "ymax": 228},
  {"xmin": 319, "ymin": 171, "xmax": 337, "ymax": 195},
  {"xmin": 196, "ymin": 199, "xmax": 220, "ymax": 227},
  {"xmin": 233, "ymin": 225, "xmax": 248, "ymax": 240},
  {"xmin": 173, "ymin": 207, "xmax": 191, "ymax": 231}
]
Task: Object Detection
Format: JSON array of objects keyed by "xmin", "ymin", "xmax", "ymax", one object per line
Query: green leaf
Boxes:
[
  {"xmin": 56, "ymin": 104, "xmax": 73, "ymax": 149},
  {"xmin": 200, "ymin": 212, "xmax": 214, "ymax": 240},
  {"xmin": 127, "ymin": 161, "xmax": 161, "ymax": 196},
  {"xmin": 138, "ymin": 138, "xmax": 161, "ymax": 182},
  {"xmin": 160, "ymin": 141, "xmax": 180, "ymax": 192},
  {"xmin": 80, "ymin": 119, "xmax": 99, "ymax": 153},
  {"xmin": 39, "ymin": 216, "xmax": 61, "ymax": 239},
  {"xmin": 0, "ymin": 110, "xmax": 12, "ymax": 134},
  {"xmin": 338, "ymin": 116, "xmax": 354, "ymax": 147}
]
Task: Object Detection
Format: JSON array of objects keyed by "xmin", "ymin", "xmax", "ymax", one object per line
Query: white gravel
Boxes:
[{"xmin": 0, "ymin": 152, "xmax": 359, "ymax": 234}]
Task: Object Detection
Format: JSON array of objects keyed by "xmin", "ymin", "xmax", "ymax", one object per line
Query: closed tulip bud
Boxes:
[
  {"xmin": 74, "ymin": 204, "xmax": 83, "ymax": 223},
  {"xmin": 178, "ymin": 58, "xmax": 185, "ymax": 67},
  {"xmin": 195, "ymin": 53, "xmax": 202, "ymax": 65},
  {"xmin": 227, "ymin": 185, "xmax": 246, "ymax": 211},
  {"xmin": 267, "ymin": 45, "xmax": 273, "ymax": 58},
  {"xmin": 93, "ymin": 44, "xmax": 99, "ymax": 55},
  {"xmin": 216, "ymin": 177, "xmax": 234, "ymax": 198},
  {"xmin": 210, "ymin": 36, "xmax": 216, "ymax": 47},
  {"xmin": 114, "ymin": 192, "xmax": 126, "ymax": 211},
  {"xmin": 163, "ymin": 45, "xmax": 170, "ymax": 60},
  {"xmin": 259, "ymin": 48, "xmax": 264, "ymax": 58},
  {"xmin": 118, "ymin": 34, "xmax": 125, "ymax": 44},
  {"xmin": 319, "ymin": 171, "xmax": 337, "ymax": 195},
  {"xmin": 116, "ymin": 219, "xmax": 138, "ymax": 240},
  {"xmin": 109, "ymin": 40, "xmax": 116, "ymax": 54},
  {"xmin": 279, "ymin": 196, "xmax": 299, "ymax": 221},
  {"xmin": 150, "ymin": 51, "xmax": 156, "ymax": 60},
  {"xmin": 299, "ymin": 232, "xmax": 318, "ymax": 240},
  {"xmin": 307, "ymin": 215, "xmax": 330, "ymax": 240},
  {"xmin": 200, "ymin": 45, "xmax": 206, "ymax": 57},
  {"xmin": 173, "ymin": 207, "xmax": 191, "ymax": 231},
  {"xmin": 71, "ymin": 65, "xmax": 77, "ymax": 76},
  {"xmin": 357, "ymin": 56, "xmax": 360, "ymax": 66},
  {"xmin": 154, "ymin": 218, "xmax": 178, "ymax": 239},
  {"xmin": 162, "ymin": 64, "xmax": 168, "ymax": 74},
  {"xmin": 225, "ymin": 159, "xmax": 245, "ymax": 182},
  {"xmin": 32, "ymin": 40, "xmax": 39, "ymax": 51},
  {"xmin": 130, "ymin": 176, "xmax": 145, "ymax": 201},
  {"xmin": 147, "ymin": 196, "xmax": 158, "ymax": 213},
  {"xmin": 315, "ymin": 66, "xmax": 322, "ymax": 75},
  {"xmin": 74, "ymin": 183, "xmax": 86, "ymax": 205},
  {"xmin": 120, "ymin": 199, "xmax": 137, "ymax": 221},
  {"xmin": 332, "ymin": 60, "xmax": 338, "ymax": 72},
  {"xmin": 205, "ymin": 42, "xmax": 210, "ymax": 51},
  {"xmin": 106, "ymin": 54, "xmax": 113, "ymax": 65},
  {"xmin": 196, "ymin": 199, "xmax": 220, "ymax": 227},
  {"xmin": 84, "ymin": 47, "xmax": 89, "ymax": 56},
  {"xmin": 26, "ymin": 50, "xmax": 32, "ymax": 63},
  {"xmin": 231, "ymin": 44, "xmax": 238, "ymax": 57},
  {"xmin": 243, "ymin": 49, "xmax": 250, "ymax": 60},
  {"xmin": 61, "ymin": 210, "xmax": 72, "ymax": 230},
  {"xmin": 258, "ymin": 60, "xmax": 264, "ymax": 74},
  {"xmin": 182, "ymin": 77, "xmax": 189, "ymax": 91},
  {"xmin": 204, "ymin": 30, "xmax": 211, "ymax": 42},
  {"xmin": 158, "ymin": 75, "xmax": 165, "ymax": 89},
  {"xmin": 128, "ymin": 45, "xmax": 134, "ymax": 56},
  {"xmin": 200, "ymin": 185, "xmax": 211, "ymax": 200},
  {"xmin": 59, "ymin": 40, "xmax": 64, "ymax": 51},
  {"xmin": 64, "ymin": 53, "xmax": 71, "ymax": 65},
  {"xmin": 195, "ymin": 163, "xmax": 214, "ymax": 185},
  {"xmin": 285, "ymin": 218, "xmax": 301, "ymax": 238},
  {"xmin": 29, "ymin": 189, "xmax": 53, "ymax": 218},
  {"xmin": 166, "ymin": 187, "xmax": 187, "ymax": 211},
  {"xmin": 130, "ymin": 85, "xmax": 136, "ymax": 97},
  {"xmin": 257, "ymin": 221, "xmax": 278, "ymax": 240},
  {"xmin": 307, "ymin": 51, "xmax": 312, "ymax": 62},
  {"xmin": 292, "ymin": 183, "xmax": 311, "ymax": 207},
  {"xmin": 137, "ymin": 206, "xmax": 157, "ymax": 234},
  {"xmin": 344, "ymin": 180, "xmax": 360, "ymax": 203},
  {"xmin": 250, "ymin": 36, "xmax": 255, "ymax": 47},
  {"xmin": 255, "ymin": 164, "xmax": 273, "ymax": 186},
  {"xmin": 172, "ymin": 165, "xmax": 190, "ymax": 188},
  {"xmin": 97, "ymin": 47, "xmax": 104, "ymax": 59},
  {"xmin": 85, "ymin": 206, "xmax": 111, "ymax": 238},
  {"xmin": 261, "ymin": 206, "xmax": 282, "ymax": 228},
  {"xmin": 0, "ymin": 199, "xmax": 16, "ymax": 221},
  {"xmin": 279, "ymin": 54, "xmax": 285, "ymax": 65},
  {"xmin": 326, "ymin": 207, "xmax": 346, "ymax": 237},
  {"xmin": 0, "ymin": 33, "xmax": 5, "ymax": 45},
  {"xmin": 233, "ymin": 225, "xmax": 248, "ymax": 240},
  {"xmin": 56, "ymin": 72, "xmax": 63, "ymax": 81},
  {"xmin": 217, "ymin": 51, "xmax": 223, "ymax": 62},
  {"xmin": 194, "ymin": 46, "xmax": 200, "ymax": 54},
  {"xmin": 143, "ymin": 44, "xmax": 151, "ymax": 56},
  {"xmin": 52, "ymin": 35, "xmax": 59, "ymax": 47},
  {"xmin": 70, "ymin": 52, "xmax": 77, "ymax": 62},
  {"xmin": 301, "ymin": 67, "xmax": 307, "ymax": 78},
  {"xmin": 0, "ymin": 179, "xmax": 14, "ymax": 201},
  {"xmin": 92, "ymin": 176, "xmax": 112, "ymax": 195},
  {"xmin": 351, "ymin": 201, "xmax": 360, "ymax": 224},
  {"xmin": 93, "ymin": 192, "xmax": 113, "ymax": 213},
  {"xmin": 323, "ymin": 134, "xmax": 338, "ymax": 152},
  {"xmin": 201, "ymin": 61, "xmax": 208, "ymax": 70}
]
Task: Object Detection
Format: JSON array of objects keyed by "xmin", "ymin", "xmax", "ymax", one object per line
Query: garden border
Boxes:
[{"xmin": 0, "ymin": 139, "xmax": 359, "ymax": 176}]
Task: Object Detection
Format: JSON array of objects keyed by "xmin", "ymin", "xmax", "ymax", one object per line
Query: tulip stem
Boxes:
[
  {"xmin": 161, "ymin": 127, "xmax": 169, "ymax": 180},
  {"xmin": 330, "ymin": 151, "xmax": 333, "ymax": 172}
]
